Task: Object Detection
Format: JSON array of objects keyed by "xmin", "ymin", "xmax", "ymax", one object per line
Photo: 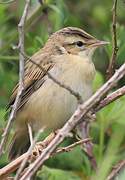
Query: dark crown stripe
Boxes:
[{"xmin": 57, "ymin": 27, "xmax": 94, "ymax": 40}]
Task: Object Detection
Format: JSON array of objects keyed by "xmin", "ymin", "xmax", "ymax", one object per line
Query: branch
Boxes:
[
  {"xmin": 95, "ymin": 85, "xmax": 125, "ymax": 112},
  {"xmin": 0, "ymin": 0, "xmax": 31, "ymax": 156},
  {"xmin": 0, "ymin": 153, "xmax": 27, "ymax": 180},
  {"xmin": 0, "ymin": 138, "xmax": 90, "ymax": 179},
  {"xmin": 53, "ymin": 138, "xmax": 91, "ymax": 155},
  {"xmin": 20, "ymin": 61, "xmax": 125, "ymax": 179},
  {"xmin": 107, "ymin": 0, "xmax": 118, "ymax": 79},
  {"xmin": 107, "ymin": 160, "xmax": 125, "ymax": 180}
]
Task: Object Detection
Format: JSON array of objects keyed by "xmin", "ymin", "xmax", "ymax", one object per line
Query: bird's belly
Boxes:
[
  {"xmin": 16, "ymin": 58, "xmax": 95, "ymax": 132},
  {"xmin": 19, "ymin": 77, "xmax": 93, "ymax": 132}
]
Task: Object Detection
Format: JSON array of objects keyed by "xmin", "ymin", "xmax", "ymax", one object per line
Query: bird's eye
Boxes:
[{"xmin": 76, "ymin": 41, "xmax": 84, "ymax": 47}]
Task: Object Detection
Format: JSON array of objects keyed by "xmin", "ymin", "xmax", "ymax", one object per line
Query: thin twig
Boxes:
[
  {"xmin": 0, "ymin": 153, "xmax": 27, "ymax": 180},
  {"xmin": 53, "ymin": 138, "xmax": 91, "ymax": 155},
  {"xmin": 0, "ymin": 0, "xmax": 31, "ymax": 157},
  {"xmin": 22, "ymin": 52, "xmax": 83, "ymax": 104},
  {"xmin": 107, "ymin": 0, "xmax": 118, "ymax": 79},
  {"xmin": 107, "ymin": 160, "xmax": 125, "ymax": 180},
  {"xmin": 96, "ymin": 85, "xmax": 125, "ymax": 111},
  {"xmin": 20, "ymin": 61, "xmax": 125, "ymax": 179},
  {"xmin": 77, "ymin": 85, "xmax": 125, "ymax": 169},
  {"xmin": 0, "ymin": 138, "xmax": 90, "ymax": 179}
]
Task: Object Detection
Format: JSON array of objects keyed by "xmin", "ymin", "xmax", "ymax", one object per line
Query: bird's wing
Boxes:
[{"xmin": 8, "ymin": 51, "xmax": 54, "ymax": 111}]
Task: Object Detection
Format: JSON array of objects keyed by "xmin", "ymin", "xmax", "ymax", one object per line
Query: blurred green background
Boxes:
[{"xmin": 0, "ymin": 0, "xmax": 125, "ymax": 179}]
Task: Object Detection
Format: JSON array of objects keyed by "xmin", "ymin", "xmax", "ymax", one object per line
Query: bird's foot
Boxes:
[
  {"xmin": 86, "ymin": 111, "xmax": 96, "ymax": 122},
  {"xmin": 31, "ymin": 141, "xmax": 47, "ymax": 161},
  {"xmin": 29, "ymin": 131, "xmax": 57, "ymax": 162}
]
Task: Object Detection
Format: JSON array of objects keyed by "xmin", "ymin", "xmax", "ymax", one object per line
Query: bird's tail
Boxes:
[{"xmin": 9, "ymin": 130, "xmax": 30, "ymax": 160}]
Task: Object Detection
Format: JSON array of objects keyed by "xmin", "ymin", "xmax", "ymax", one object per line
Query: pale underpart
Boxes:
[{"xmin": 15, "ymin": 54, "xmax": 95, "ymax": 133}]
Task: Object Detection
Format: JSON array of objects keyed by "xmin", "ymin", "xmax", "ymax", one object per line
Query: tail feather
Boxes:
[{"xmin": 9, "ymin": 131, "xmax": 30, "ymax": 160}]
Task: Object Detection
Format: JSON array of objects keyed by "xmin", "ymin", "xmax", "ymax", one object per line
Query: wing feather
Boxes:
[{"xmin": 8, "ymin": 51, "xmax": 54, "ymax": 111}]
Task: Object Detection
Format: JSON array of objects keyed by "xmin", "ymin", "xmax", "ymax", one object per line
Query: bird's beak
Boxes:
[{"xmin": 90, "ymin": 40, "xmax": 110, "ymax": 48}]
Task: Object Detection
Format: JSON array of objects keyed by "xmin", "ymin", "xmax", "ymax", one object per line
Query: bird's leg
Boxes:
[
  {"xmin": 85, "ymin": 111, "xmax": 96, "ymax": 122},
  {"xmin": 27, "ymin": 123, "xmax": 34, "ymax": 146}
]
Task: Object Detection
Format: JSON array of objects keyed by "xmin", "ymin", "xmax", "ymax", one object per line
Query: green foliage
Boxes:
[
  {"xmin": 93, "ymin": 71, "xmax": 104, "ymax": 92},
  {"xmin": 0, "ymin": 0, "xmax": 125, "ymax": 179},
  {"xmin": 37, "ymin": 166, "xmax": 81, "ymax": 180}
]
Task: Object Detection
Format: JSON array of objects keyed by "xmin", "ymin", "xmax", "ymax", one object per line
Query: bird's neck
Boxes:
[{"xmin": 78, "ymin": 49, "xmax": 95, "ymax": 61}]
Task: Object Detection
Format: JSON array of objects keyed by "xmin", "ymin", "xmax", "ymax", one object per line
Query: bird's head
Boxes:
[{"xmin": 43, "ymin": 27, "xmax": 109, "ymax": 59}]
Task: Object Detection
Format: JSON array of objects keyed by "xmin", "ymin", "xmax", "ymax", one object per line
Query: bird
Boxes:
[{"xmin": 8, "ymin": 27, "xmax": 108, "ymax": 160}]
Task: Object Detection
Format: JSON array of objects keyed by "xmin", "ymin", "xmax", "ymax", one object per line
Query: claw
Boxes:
[{"xmin": 29, "ymin": 131, "xmax": 57, "ymax": 162}]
